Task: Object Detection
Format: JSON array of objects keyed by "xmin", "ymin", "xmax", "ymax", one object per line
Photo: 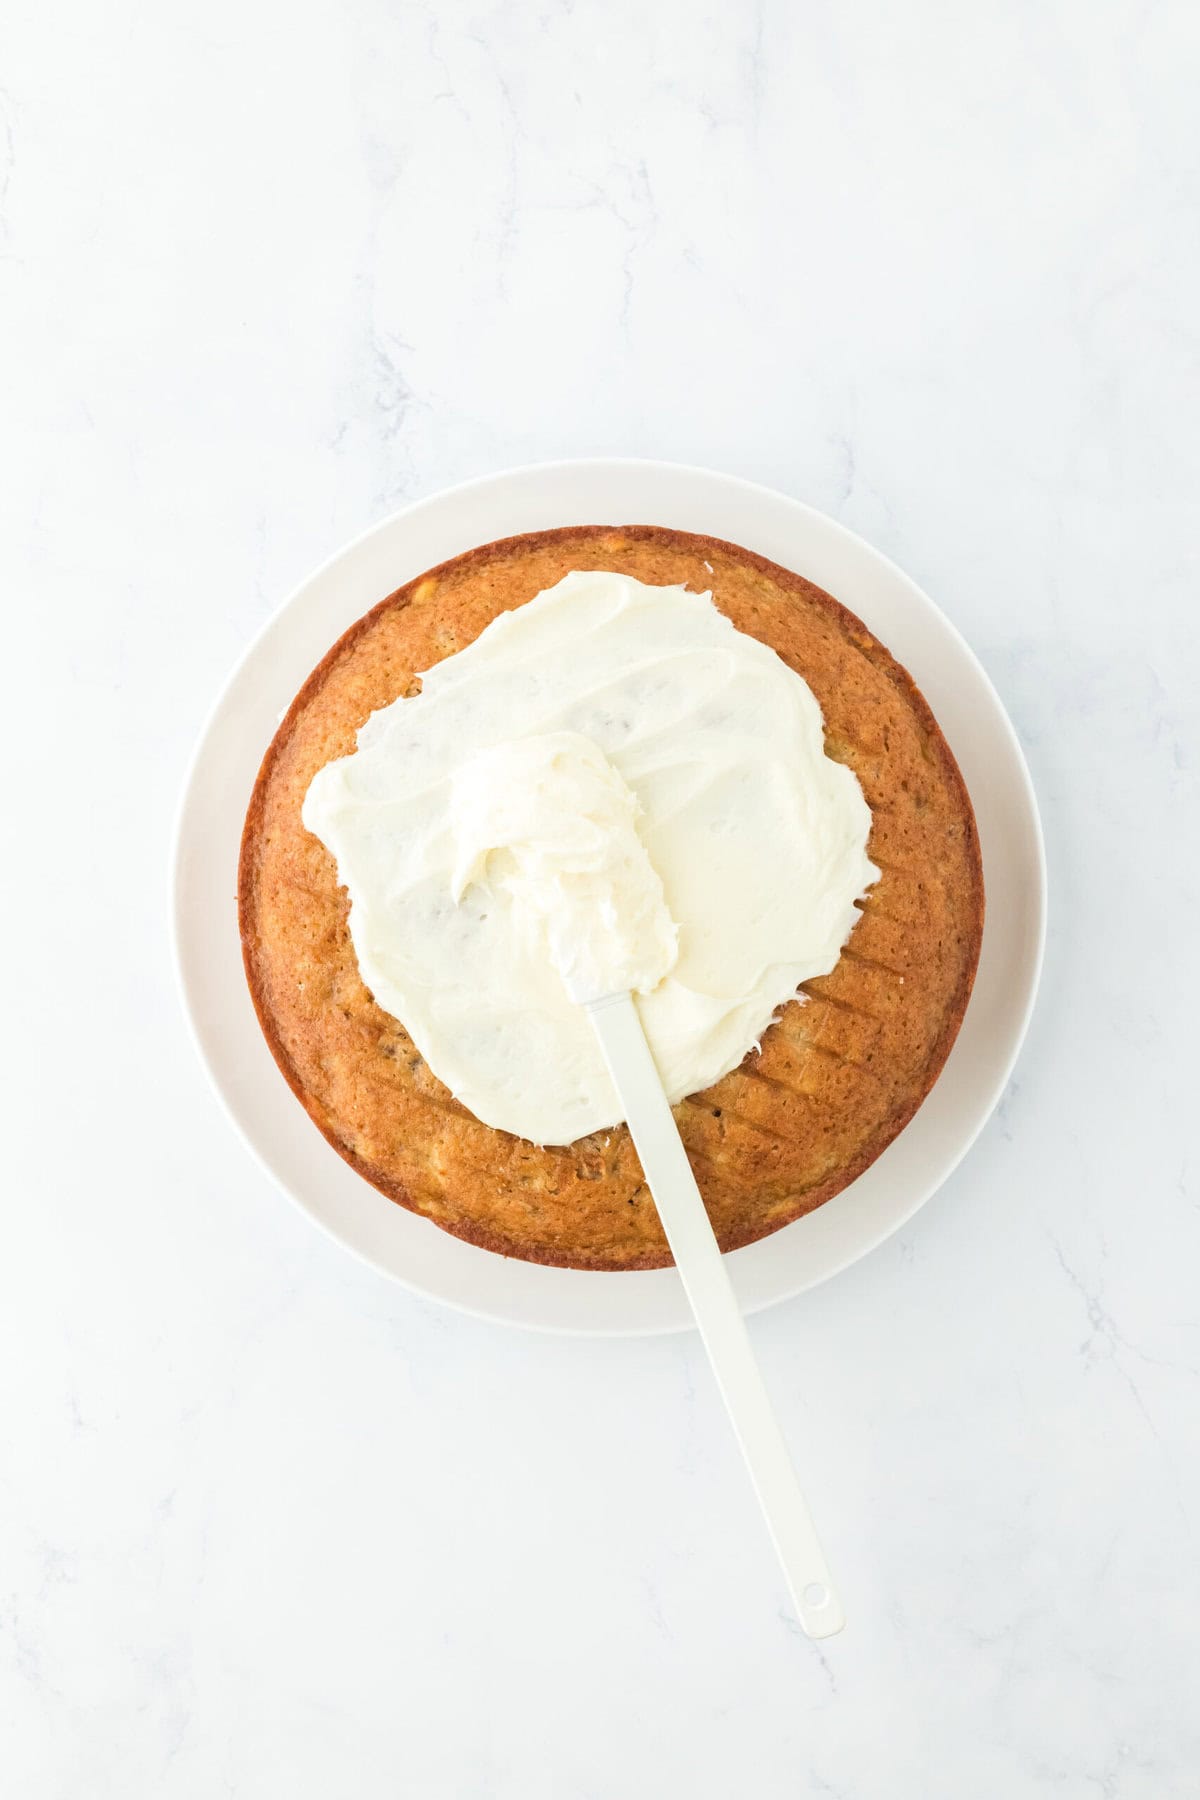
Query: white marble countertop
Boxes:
[{"xmin": 4, "ymin": 2, "xmax": 1198, "ymax": 1794}]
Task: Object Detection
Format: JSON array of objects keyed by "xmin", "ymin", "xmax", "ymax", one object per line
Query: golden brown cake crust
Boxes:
[{"xmin": 238, "ymin": 526, "xmax": 984, "ymax": 1269}]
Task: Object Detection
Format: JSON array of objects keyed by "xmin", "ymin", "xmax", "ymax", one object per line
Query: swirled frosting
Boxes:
[
  {"xmin": 302, "ymin": 570, "xmax": 877, "ymax": 1144},
  {"xmin": 448, "ymin": 730, "xmax": 679, "ymax": 1005}
]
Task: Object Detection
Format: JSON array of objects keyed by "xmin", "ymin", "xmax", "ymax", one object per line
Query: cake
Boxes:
[{"xmin": 238, "ymin": 526, "xmax": 984, "ymax": 1269}]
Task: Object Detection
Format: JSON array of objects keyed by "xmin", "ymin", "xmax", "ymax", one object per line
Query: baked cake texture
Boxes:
[{"xmin": 238, "ymin": 526, "xmax": 984, "ymax": 1269}]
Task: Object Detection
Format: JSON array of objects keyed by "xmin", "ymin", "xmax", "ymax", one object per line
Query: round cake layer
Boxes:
[{"xmin": 238, "ymin": 526, "xmax": 984, "ymax": 1270}]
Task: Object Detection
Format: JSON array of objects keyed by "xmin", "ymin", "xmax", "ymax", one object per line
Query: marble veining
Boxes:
[{"xmin": 2, "ymin": 1, "xmax": 1198, "ymax": 1794}]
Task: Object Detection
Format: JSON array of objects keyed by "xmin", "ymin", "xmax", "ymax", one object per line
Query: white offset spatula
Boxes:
[
  {"xmin": 582, "ymin": 988, "xmax": 845, "ymax": 1640},
  {"xmin": 441, "ymin": 725, "xmax": 844, "ymax": 1636}
]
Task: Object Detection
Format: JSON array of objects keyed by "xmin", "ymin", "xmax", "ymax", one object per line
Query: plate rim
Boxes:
[{"xmin": 171, "ymin": 456, "xmax": 1047, "ymax": 1336}]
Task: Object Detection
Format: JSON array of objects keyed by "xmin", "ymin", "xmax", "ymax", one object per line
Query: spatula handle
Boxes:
[{"xmin": 586, "ymin": 992, "xmax": 844, "ymax": 1639}]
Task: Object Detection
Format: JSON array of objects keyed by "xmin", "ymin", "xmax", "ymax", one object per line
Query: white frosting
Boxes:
[
  {"xmin": 302, "ymin": 570, "xmax": 878, "ymax": 1145},
  {"xmin": 448, "ymin": 732, "xmax": 679, "ymax": 1005}
]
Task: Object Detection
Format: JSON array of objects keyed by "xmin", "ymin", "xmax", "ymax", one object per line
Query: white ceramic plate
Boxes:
[{"xmin": 173, "ymin": 459, "xmax": 1045, "ymax": 1336}]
